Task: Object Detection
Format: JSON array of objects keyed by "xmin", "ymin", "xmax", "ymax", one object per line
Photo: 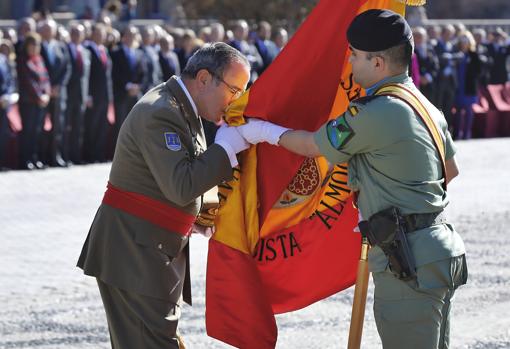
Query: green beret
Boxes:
[{"xmin": 347, "ymin": 9, "xmax": 412, "ymax": 52}]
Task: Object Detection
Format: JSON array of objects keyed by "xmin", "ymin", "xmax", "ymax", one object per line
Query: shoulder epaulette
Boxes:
[
  {"xmin": 347, "ymin": 95, "xmax": 381, "ymax": 117},
  {"xmin": 351, "ymin": 94, "xmax": 381, "ymax": 106}
]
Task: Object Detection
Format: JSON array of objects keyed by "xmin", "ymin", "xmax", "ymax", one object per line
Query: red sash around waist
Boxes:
[{"xmin": 102, "ymin": 182, "xmax": 195, "ymax": 236}]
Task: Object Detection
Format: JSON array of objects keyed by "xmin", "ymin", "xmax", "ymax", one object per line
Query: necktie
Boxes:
[
  {"xmin": 45, "ymin": 42, "xmax": 56, "ymax": 66},
  {"xmin": 125, "ymin": 46, "xmax": 135, "ymax": 70},
  {"xmin": 76, "ymin": 45, "xmax": 83, "ymax": 74},
  {"xmin": 99, "ymin": 46, "xmax": 107, "ymax": 67},
  {"xmin": 166, "ymin": 53, "xmax": 175, "ymax": 71}
]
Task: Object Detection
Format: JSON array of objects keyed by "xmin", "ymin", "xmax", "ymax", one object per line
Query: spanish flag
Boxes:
[{"xmin": 206, "ymin": 1, "xmax": 416, "ymax": 347}]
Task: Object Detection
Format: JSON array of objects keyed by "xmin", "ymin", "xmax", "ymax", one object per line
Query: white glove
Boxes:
[
  {"xmin": 214, "ymin": 124, "xmax": 250, "ymax": 167},
  {"xmin": 191, "ymin": 223, "xmax": 215, "ymax": 238},
  {"xmin": 237, "ymin": 118, "xmax": 291, "ymax": 145}
]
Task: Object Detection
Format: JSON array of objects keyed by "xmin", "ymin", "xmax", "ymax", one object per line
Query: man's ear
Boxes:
[
  {"xmin": 374, "ymin": 56, "xmax": 385, "ymax": 70},
  {"xmin": 195, "ymin": 69, "xmax": 211, "ymax": 89}
]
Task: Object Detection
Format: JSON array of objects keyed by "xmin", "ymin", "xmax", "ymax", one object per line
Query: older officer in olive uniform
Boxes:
[
  {"xmin": 77, "ymin": 42, "xmax": 250, "ymax": 348},
  {"xmin": 234, "ymin": 10, "xmax": 467, "ymax": 349}
]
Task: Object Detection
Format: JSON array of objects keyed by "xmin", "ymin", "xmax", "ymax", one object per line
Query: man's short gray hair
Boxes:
[{"xmin": 181, "ymin": 42, "xmax": 249, "ymax": 79}]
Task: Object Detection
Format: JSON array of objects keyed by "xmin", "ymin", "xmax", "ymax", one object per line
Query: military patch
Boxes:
[
  {"xmin": 164, "ymin": 132, "xmax": 181, "ymax": 151},
  {"xmin": 326, "ymin": 117, "xmax": 354, "ymax": 150}
]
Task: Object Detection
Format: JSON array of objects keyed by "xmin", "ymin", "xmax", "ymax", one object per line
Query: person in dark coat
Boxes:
[
  {"xmin": 273, "ymin": 27, "xmax": 288, "ymax": 53},
  {"xmin": 64, "ymin": 23, "xmax": 90, "ymax": 164},
  {"xmin": 472, "ymin": 28, "xmax": 492, "ymax": 88},
  {"xmin": 453, "ymin": 31, "xmax": 482, "ymax": 140},
  {"xmin": 0, "ymin": 48, "xmax": 18, "ymax": 169},
  {"xmin": 110, "ymin": 24, "xmax": 147, "ymax": 147},
  {"xmin": 14, "ymin": 17, "xmax": 36, "ymax": 57},
  {"xmin": 485, "ymin": 28, "xmax": 510, "ymax": 85},
  {"xmin": 413, "ymin": 26, "xmax": 440, "ymax": 106},
  {"xmin": 16, "ymin": 32, "xmax": 51, "ymax": 170},
  {"xmin": 139, "ymin": 25, "xmax": 162, "ymax": 93},
  {"xmin": 38, "ymin": 19, "xmax": 72, "ymax": 167},
  {"xmin": 158, "ymin": 34, "xmax": 180, "ymax": 81},
  {"xmin": 435, "ymin": 24, "xmax": 457, "ymax": 129},
  {"xmin": 175, "ymin": 29, "xmax": 201, "ymax": 72},
  {"xmin": 253, "ymin": 21, "xmax": 279, "ymax": 74},
  {"xmin": 83, "ymin": 23, "xmax": 112, "ymax": 163},
  {"xmin": 228, "ymin": 20, "xmax": 263, "ymax": 84}
]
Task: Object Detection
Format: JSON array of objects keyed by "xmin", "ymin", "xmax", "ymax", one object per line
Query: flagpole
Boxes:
[{"xmin": 347, "ymin": 238, "xmax": 370, "ymax": 349}]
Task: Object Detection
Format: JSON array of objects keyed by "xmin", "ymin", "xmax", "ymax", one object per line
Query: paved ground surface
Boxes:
[{"xmin": 1, "ymin": 138, "xmax": 509, "ymax": 349}]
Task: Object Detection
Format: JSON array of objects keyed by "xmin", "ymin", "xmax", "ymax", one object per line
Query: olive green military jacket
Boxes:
[
  {"xmin": 314, "ymin": 73, "xmax": 465, "ymax": 272},
  {"xmin": 78, "ymin": 76, "xmax": 233, "ymax": 303}
]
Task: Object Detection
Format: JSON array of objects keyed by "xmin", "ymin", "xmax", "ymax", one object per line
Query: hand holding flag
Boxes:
[
  {"xmin": 214, "ymin": 124, "xmax": 250, "ymax": 167},
  {"xmin": 237, "ymin": 118, "xmax": 291, "ymax": 145}
]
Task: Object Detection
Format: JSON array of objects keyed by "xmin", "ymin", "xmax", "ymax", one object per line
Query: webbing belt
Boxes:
[{"xmin": 402, "ymin": 211, "xmax": 446, "ymax": 233}]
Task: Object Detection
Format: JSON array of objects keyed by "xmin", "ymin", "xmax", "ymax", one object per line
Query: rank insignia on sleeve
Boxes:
[
  {"xmin": 164, "ymin": 132, "xmax": 181, "ymax": 151},
  {"xmin": 326, "ymin": 117, "xmax": 354, "ymax": 150}
]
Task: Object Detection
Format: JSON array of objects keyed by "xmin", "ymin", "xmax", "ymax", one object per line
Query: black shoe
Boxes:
[
  {"xmin": 34, "ymin": 161, "xmax": 46, "ymax": 170},
  {"xmin": 51, "ymin": 156, "xmax": 68, "ymax": 167},
  {"xmin": 23, "ymin": 161, "xmax": 36, "ymax": 170}
]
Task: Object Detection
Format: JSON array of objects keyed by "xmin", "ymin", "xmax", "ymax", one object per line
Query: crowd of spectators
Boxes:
[
  {"xmin": 0, "ymin": 10, "xmax": 289, "ymax": 171},
  {"xmin": 0, "ymin": 8, "xmax": 509, "ymax": 171},
  {"xmin": 411, "ymin": 23, "xmax": 510, "ymax": 140}
]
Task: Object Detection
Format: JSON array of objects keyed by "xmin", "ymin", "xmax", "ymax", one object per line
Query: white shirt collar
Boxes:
[{"xmin": 176, "ymin": 76, "xmax": 198, "ymax": 117}]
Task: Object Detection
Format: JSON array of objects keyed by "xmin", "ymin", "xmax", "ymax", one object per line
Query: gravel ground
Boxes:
[{"xmin": 0, "ymin": 138, "xmax": 509, "ymax": 349}]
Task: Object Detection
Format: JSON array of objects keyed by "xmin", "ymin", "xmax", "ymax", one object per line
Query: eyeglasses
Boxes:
[{"xmin": 210, "ymin": 71, "xmax": 245, "ymax": 99}]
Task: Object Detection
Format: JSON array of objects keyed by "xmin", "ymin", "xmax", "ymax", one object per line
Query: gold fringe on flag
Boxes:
[{"xmin": 395, "ymin": 0, "xmax": 426, "ymax": 5}]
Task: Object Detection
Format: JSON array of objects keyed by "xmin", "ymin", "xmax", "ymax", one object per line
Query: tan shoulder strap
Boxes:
[{"xmin": 375, "ymin": 83, "xmax": 447, "ymax": 190}]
